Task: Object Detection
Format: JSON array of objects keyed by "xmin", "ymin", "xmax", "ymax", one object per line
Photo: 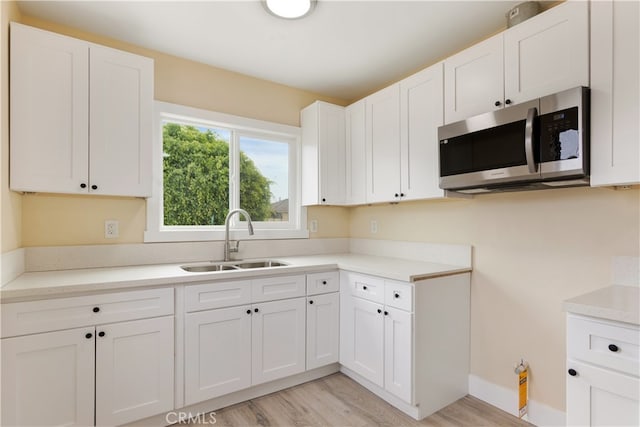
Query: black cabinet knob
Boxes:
[
  {"xmin": 92, "ymin": 307, "xmax": 100, "ymax": 313},
  {"xmin": 322, "ymin": 281, "xmax": 327, "ymax": 285},
  {"xmin": 80, "ymin": 183, "xmax": 87, "ymax": 189},
  {"xmin": 246, "ymin": 309, "xmax": 251, "ymax": 315},
  {"xmin": 505, "ymin": 99, "xmax": 512, "ymax": 105},
  {"xmin": 608, "ymin": 344, "xmax": 619, "ymax": 352},
  {"xmin": 254, "ymin": 308, "xmax": 259, "ymax": 313},
  {"xmin": 309, "ymin": 300, "xmax": 314, "ymax": 305},
  {"xmin": 362, "ymin": 286, "xmax": 367, "ymax": 290},
  {"xmin": 400, "ymin": 193, "xmax": 405, "ymax": 197},
  {"xmin": 394, "ymin": 193, "xmax": 399, "ymax": 197},
  {"xmin": 568, "ymin": 368, "xmax": 577, "ymax": 376},
  {"xmin": 91, "ymin": 184, "xmax": 98, "ymax": 190},
  {"xmin": 494, "ymin": 101, "xmax": 502, "ymax": 107},
  {"xmin": 322, "ymin": 198, "xmax": 326, "ymax": 202},
  {"xmin": 377, "ymin": 308, "xmax": 382, "ymax": 314},
  {"xmin": 394, "ymin": 293, "xmax": 400, "ymax": 298},
  {"xmin": 384, "ymin": 311, "xmax": 389, "ymax": 316},
  {"xmin": 85, "ymin": 333, "xmax": 93, "ymax": 339},
  {"xmin": 98, "ymin": 331, "xmax": 105, "ymax": 337}
]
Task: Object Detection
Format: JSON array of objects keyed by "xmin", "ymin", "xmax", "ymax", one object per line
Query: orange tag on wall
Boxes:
[{"xmin": 518, "ymin": 368, "xmax": 528, "ymax": 418}]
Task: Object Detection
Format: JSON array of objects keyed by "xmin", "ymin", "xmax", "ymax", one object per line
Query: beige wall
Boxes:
[
  {"xmin": 351, "ymin": 186, "xmax": 640, "ymax": 411},
  {"xmin": 4, "ymin": 13, "xmax": 348, "ymax": 249}
]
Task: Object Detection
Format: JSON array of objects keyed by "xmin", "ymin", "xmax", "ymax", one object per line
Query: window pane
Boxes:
[
  {"xmin": 239, "ymin": 136, "xmax": 289, "ymax": 222},
  {"xmin": 162, "ymin": 122, "xmax": 230, "ymax": 226}
]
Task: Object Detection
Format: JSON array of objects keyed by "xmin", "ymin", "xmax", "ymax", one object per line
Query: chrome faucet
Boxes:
[{"xmin": 224, "ymin": 209, "xmax": 254, "ymax": 262}]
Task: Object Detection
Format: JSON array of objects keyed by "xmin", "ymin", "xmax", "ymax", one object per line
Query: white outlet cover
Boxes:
[
  {"xmin": 105, "ymin": 220, "xmax": 119, "ymax": 238},
  {"xmin": 309, "ymin": 219, "xmax": 318, "ymax": 233}
]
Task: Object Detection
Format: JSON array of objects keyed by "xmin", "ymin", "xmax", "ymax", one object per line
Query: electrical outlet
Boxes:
[
  {"xmin": 310, "ymin": 219, "xmax": 318, "ymax": 233},
  {"xmin": 105, "ymin": 220, "xmax": 119, "ymax": 239},
  {"xmin": 370, "ymin": 220, "xmax": 378, "ymax": 234}
]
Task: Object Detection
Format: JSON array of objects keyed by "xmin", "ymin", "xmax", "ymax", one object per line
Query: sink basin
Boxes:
[
  {"xmin": 235, "ymin": 260, "xmax": 288, "ymax": 269},
  {"xmin": 180, "ymin": 263, "xmax": 239, "ymax": 272},
  {"xmin": 180, "ymin": 260, "xmax": 288, "ymax": 272}
]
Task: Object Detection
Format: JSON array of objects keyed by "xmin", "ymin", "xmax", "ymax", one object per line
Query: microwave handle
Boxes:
[{"xmin": 525, "ymin": 107, "xmax": 538, "ymax": 173}]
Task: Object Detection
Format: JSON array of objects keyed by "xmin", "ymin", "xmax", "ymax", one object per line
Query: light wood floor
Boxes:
[{"xmin": 185, "ymin": 373, "xmax": 533, "ymax": 426}]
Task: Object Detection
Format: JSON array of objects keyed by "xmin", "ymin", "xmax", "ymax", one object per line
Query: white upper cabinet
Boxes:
[
  {"xmin": 590, "ymin": 0, "xmax": 640, "ymax": 187},
  {"xmin": 503, "ymin": 0, "xmax": 589, "ymax": 106},
  {"xmin": 10, "ymin": 23, "xmax": 89, "ymax": 194},
  {"xmin": 301, "ymin": 101, "xmax": 346, "ymax": 205},
  {"xmin": 365, "ymin": 84, "xmax": 402, "ymax": 203},
  {"xmin": 89, "ymin": 45, "xmax": 153, "ymax": 197},
  {"xmin": 400, "ymin": 62, "xmax": 445, "ymax": 200},
  {"xmin": 444, "ymin": 1, "xmax": 589, "ymax": 124},
  {"xmin": 444, "ymin": 34, "xmax": 504, "ymax": 124},
  {"xmin": 10, "ymin": 23, "xmax": 153, "ymax": 197},
  {"xmin": 345, "ymin": 99, "xmax": 367, "ymax": 205}
]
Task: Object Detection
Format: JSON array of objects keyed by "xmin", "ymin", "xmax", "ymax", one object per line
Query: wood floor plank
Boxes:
[{"xmin": 183, "ymin": 373, "xmax": 533, "ymax": 427}]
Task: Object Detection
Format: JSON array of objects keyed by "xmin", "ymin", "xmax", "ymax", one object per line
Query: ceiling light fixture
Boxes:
[{"xmin": 263, "ymin": 0, "xmax": 317, "ymax": 20}]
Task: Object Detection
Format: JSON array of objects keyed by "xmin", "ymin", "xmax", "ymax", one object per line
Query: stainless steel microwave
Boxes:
[{"xmin": 438, "ymin": 87, "xmax": 590, "ymax": 194}]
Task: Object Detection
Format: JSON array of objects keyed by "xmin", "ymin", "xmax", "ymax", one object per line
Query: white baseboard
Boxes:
[{"xmin": 468, "ymin": 374, "xmax": 566, "ymax": 426}]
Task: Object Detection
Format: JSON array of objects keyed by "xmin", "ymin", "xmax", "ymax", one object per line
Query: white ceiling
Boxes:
[{"xmin": 16, "ymin": 0, "xmax": 527, "ymax": 102}]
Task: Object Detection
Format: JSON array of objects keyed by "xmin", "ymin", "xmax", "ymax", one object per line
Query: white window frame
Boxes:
[{"xmin": 145, "ymin": 101, "xmax": 308, "ymax": 243}]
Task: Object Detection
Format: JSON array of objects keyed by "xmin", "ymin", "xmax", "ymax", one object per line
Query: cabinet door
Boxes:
[
  {"xmin": 400, "ymin": 63, "xmax": 445, "ymax": 200},
  {"xmin": 95, "ymin": 316, "xmax": 174, "ymax": 426},
  {"xmin": 567, "ymin": 359, "xmax": 639, "ymax": 427},
  {"xmin": 184, "ymin": 306, "xmax": 252, "ymax": 405},
  {"xmin": 89, "ymin": 44, "xmax": 153, "ymax": 197},
  {"xmin": 444, "ymin": 34, "xmax": 504, "ymax": 124},
  {"xmin": 319, "ymin": 103, "xmax": 346, "ymax": 205},
  {"xmin": 10, "ymin": 23, "xmax": 89, "ymax": 194},
  {"xmin": 590, "ymin": 0, "xmax": 640, "ymax": 186},
  {"xmin": 350, "ymin": 297, "xmax": 384, "ymax": 387},
  {"xmin": 306, "ymin": 293, "xmax": 339, "ymax": 370},
  {"xmin": 252, "ymin": 298, "xmax": 306, "ymax": 385},
  {"xmin": 384, "ymin": 307, "xmax": 413, "ymax": 403},
  {"xmin": 366, "ymin": 84, "xmax": 401, "ymax": 203},
  {"xmin": 504, "ymin": 1, "xmax": 589, "ymax": 105},
  {"xmin": 1, "ymin": 327, "xmax": 95, "ymax": 427},
  {"xmin": 345, "ymin": 99, "xmax": 367, "ymax": 205}
]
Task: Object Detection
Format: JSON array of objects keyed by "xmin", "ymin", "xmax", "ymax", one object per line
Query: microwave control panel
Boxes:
[{"xmin": 538, "ymin": 106, "xmax": 580, "ymax": 161}]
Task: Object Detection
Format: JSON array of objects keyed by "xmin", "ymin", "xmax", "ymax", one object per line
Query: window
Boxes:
[{"xmin": 145, "ymin": 102, "xmax": 307, "ymax": 242}]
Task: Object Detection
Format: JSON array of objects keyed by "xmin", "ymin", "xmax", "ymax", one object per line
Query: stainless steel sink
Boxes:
[
  {"xmin": 180, "ymin": 260, "xmax": 288, "ymax": 272},
  {"xmin": 180, "ymin": 263, "xmax": 239, "ymax": 272},
  {"xmin": 234, "ymin": 260, "xmax": 288, "ymax": 269}
]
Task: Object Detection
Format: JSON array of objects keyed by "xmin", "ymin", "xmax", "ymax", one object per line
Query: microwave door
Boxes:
[{"xmin": 439, "ymin": 99, "xmax": 541, "ymax": 190}]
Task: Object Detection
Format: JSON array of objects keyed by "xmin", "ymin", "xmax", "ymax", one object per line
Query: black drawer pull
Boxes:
[
  {"xmin": 309, "ymin": 300, "xmax": 314, "ymax": 305},
  {"xmin": 80, "ymin": 183, "xmax": 87, "ymax": 189},
  {"xmin": 362, "ymin": 286, "xmax": 367, "ymax": 290},
  {"xmin": 377, "ymin": 308, "xmax": 382, "ymax": 314},
  {"xmin": 92, "ymin": 307, "xmax": 100, "ymax": 313},
  {"xmin": 322, "ymin": 280, "xmax": 327, "ymax": 285},
  {"xmin": 91, "ymin": 184, "xmax": 98, "ymax": 190},
  {"xmin": 98, "ymin": 331, "xmax": 105, "ymax": 338},
  {"xmin": 246, "ymin": 309, "xmax": 251, "ymax": 315},
  {"xmin": 495, "ymin": 100, "xmax": 501, "ymax": 107},
  {"xmin": 505, "ymin": 99, "xmax": 512, "ymax": 105},
  {"xmin": 568, "ymin": 368, "xmax": 577, "ymax": 377},
  {"xmin": 394, "ymin": 292, "xmax": 400, "ymax": 298},
  {"xmin": 608, "ymin": 344, "xmax": 619, "ymax": 352},
  {"xmin": 85, "ymin": 333, "xmax": 93, "ymax": 339},
  {"xmin": 384, "ymin": 311, "xmax": 389, "ymax": 316},
  {"xmin": 254, "ymin": 308, "xmax": 259, "ymax": 313}
]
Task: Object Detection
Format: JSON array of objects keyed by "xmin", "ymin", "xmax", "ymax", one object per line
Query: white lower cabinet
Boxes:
[
  {"xmin": 566, "ymin": 314, "xmax": 639, "ymax": 426},
  {"xmin": 340, "ymin": 271, "xmax": 470, "ymax": 419},
  {"xmin": 306, "ymin": 292, "xmax": 340, "ymax": 370},
  {"xmin": 1, "ymin": 327, "xmax": 96, "ymax": 427},
  {"xmin": 1, "ymin": 316, "xmax": 174, "ymax": 427},
  {"xmin": 252, "ymin": 297, "xmax": 306, "ymax": 385}
]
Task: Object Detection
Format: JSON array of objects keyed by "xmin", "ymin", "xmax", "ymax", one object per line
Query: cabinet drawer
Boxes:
[
  {"xmin": 346, "ymin": 272, "xmax": 384, "ymax": 304},
  {"xmin": 384, "ymin": 281, "xmax": 413, "ymax": 312},
  {"xmin": 1, "ymin": 288, "xmax": 174, "ymax": 338},
  {"xmin": 306, "ymin": 271, "xmax": 340, "ymax": 296},
  {"xmin": 567, "ymin": 315, "xmax": 639, "ymax": 376},
  {"xmin": 251, "ymin": 275, "xmax": 306, "ymax": 303},
  {"xmin": 185, "ymin": 280, "xmax": 251, "ymax": 312}
]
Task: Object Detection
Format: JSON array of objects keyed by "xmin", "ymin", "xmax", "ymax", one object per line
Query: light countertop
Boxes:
[
  {"xmin": 0, "ymin": 253, "xmax": 471, "ymax": 302},
  {"xmin": 563, "ymin": 285, "xmax": 640, "ymax": 325}
]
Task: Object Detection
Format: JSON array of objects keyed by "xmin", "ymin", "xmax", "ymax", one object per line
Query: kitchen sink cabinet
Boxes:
[
  {"xmin": 10, "ymin": 22, "xmax": 153, "ymax": 197},
  {"xmin": 0, "ymin": 289, "xmax": 175, "ymax": 427},
  {"xmin": 301, "ymin": 101, "xmax": 346, "ymax": 205},
  {"xmin": 590, "ymin": 0, "xmax": 640, "ymax": 187},
  {"xmin": 444, "ymin": 1, "xmax": 588, "ymax": 124},
  {"xmin": 339, "ymin": 270, "xmax": 470, "ymax": 420}
]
